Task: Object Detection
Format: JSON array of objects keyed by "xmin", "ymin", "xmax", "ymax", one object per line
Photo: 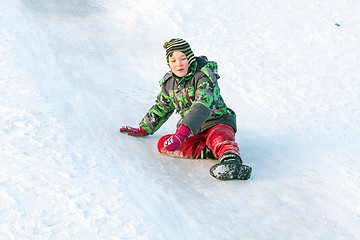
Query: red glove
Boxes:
[
  {"xmin": 120, "ymin": 126, "xmax": 149, "ymax": 137},
  {"xmin": 164, "ymin": 125, "xmax": 191, "ymax": 151}
]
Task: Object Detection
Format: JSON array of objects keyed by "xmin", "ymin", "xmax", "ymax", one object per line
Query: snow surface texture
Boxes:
[{"xmin": 1, "ymin": 0, "xmax": 360, "ymax": 239}]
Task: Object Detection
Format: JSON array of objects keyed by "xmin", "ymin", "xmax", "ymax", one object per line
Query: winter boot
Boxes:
[
  {"xmin": 200, "ymin": 146, "xmax": 216, "ymax": 160},
  {"xmin": 209, "ymin": 153, "xmax": 252, "ymax": 180}
]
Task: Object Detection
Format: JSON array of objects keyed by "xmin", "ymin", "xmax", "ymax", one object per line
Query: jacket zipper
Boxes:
[
  {"xmin": 185, "ymin": 90, "xmax": 192, "ymax": 107},
  {"xmin": 173, "ymin": 94, "xmax": 180, "ymax": 112}
]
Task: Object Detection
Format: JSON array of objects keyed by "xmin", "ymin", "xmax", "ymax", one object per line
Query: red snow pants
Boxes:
[{"xmin": 157, "ymin": 124, "xmax": 240, "ymax": 159}]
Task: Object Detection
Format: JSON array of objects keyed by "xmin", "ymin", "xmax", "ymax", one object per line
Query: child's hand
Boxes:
[
  {"xmin": 120, "ymin": 126, "xmax": 149, "ymax": 137},
  {"xmin": 163, "ymin": 125, "xmax": 191, "ymax": 151}
]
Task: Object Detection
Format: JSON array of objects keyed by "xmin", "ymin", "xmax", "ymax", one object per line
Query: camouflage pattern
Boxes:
[{"xmin": 139, "ymin": 57, "xmax": 237, "ymax": 135}]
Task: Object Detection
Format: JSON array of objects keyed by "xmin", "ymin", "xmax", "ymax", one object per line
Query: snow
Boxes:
[{"xmin": 1, "ymin": 0, "xmax": 360, "ymax": 239}]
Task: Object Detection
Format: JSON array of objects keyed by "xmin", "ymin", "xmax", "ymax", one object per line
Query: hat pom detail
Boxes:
[{"xmin": 163, "ymin": 41, "xmax": 169, "ymax": 49}]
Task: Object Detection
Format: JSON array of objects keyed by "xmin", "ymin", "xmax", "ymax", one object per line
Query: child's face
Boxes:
[{"xmin": 168, "ymin": 51, "xmax": 189, "ymax": 77}]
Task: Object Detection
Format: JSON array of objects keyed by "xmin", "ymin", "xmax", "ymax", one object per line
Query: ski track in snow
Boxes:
[{"xmin": 1, "ymin": 0, "xmax": 360, "ymax": 239}]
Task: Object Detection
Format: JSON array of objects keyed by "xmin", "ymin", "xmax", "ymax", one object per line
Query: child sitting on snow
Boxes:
[{"xmin": 120, "ymin": 38, "xmax": 251, "ymax": 180}]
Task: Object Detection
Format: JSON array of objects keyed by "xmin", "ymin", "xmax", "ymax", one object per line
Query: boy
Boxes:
[{"xmin": 121, "ymin": 39, "xmax": 252, "ymax": 180}]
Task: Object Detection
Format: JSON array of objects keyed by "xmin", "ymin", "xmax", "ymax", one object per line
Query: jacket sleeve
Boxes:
[
  {"xmin": 139, "ymin": 85, "xmax": 175, "ymax": 135},
  {"xmin": 178, "ymin": 72, "xmax": 218, "ymax": 134}
]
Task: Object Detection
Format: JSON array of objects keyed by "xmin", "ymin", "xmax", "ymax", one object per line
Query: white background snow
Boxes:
[{"xmin": 1, "ymin": 0, "xmax": 360, "ymax": 239}]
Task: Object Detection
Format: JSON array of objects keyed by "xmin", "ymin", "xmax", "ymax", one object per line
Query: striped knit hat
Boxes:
[{"xmin": 163, "ymin": 39, "xmax": 196, "ymax": 66}]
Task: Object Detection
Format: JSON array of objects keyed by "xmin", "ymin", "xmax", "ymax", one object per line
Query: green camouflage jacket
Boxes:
[{"xmin": 139, "ymin": 57, "xmax": 237, "ymax": 135}]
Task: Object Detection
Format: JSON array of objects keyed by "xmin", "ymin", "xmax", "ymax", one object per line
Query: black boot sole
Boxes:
[{"xmin": 210, "ymin": 163, "xmax": 252, "ymax": 180}]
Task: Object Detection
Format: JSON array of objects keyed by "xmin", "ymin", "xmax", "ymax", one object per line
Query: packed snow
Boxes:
[{"xmin": 1, "ymin": 0, "xmax": 360, "ymax": 239}]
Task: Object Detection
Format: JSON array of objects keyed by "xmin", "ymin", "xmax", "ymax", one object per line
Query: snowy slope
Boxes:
[{"xmin": 1, "ymin": 0, "xmax": 360, "ymax": 239}]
